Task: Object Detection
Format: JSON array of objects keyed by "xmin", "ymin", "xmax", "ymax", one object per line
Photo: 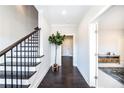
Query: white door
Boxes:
[{"xmin": 62, "ymin": 36, "xmax": 73, "ymax": 57}]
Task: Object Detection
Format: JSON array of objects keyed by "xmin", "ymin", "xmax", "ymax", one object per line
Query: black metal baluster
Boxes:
[
  {"xmin": 16, "ymin": 45, "xmax": 18, "ymax": 88},
  {"xmin": 35, "ymin": 32, "xmax": 37, "ymax": 64},
  {"xmin": 11, "ymin": 49, "xmax": 13, "ymax": 88},
  {"xmin": 34, "ymin": 34, "xmax": 35, "ymax": 63},
  {"xmin": 38, "ymin": 31, "xmax": 40, "ymax": 59},
  {"xmin": 34, "ymin": 34, "xmax": 36, "ymax": 65},
  {"xmin": 38, "ymin": 31, "xmax": 40, "ymax": 56},
  {"xmin": 24, "ymin": 40, "xmax": 26, "ymax": 78},
  {"xmin": 28, "ymin": 38, "xmax": 29, "ymax": 77},
  {"xmin": 36, "ymin": 32, "xmax": 38, "ymax": 63},
  {"xmin": 33, "ymin": 35, "xmax": 34, "ymax": 66},
  {"xmin": 20, "ymin": 43, "xmax": 22, "ymax": 88},
  {"xmin": 34, "ymin": 33, "xmax": 37, "ymax": 64},
  {"xmin": 31, "ymin": 35, "xmax": 33, "ymax": 66},
  {"xmin": 4, "ymin": 54, "xmax": 7, "ymax": 88},
  {"xmin": 36, "ymin": 32, "xmax": 38, "ymax": 62},
  {"xmin": 37, "ymin": 32, "xmax": 39, "ymax": 64},
  {"xmin": 35, "ymin": 33, "xmax": 37, "ymax": 64},
  {"xmin": 34, "ymin": 33, "xmax": 36, "ymax": 63}
]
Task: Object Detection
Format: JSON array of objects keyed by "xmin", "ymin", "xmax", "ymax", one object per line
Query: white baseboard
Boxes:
[
  {"xmin": 35, "ymin": 66, "xmax": 50, "ymax": 88},
  {"xmin": 29, "ymin": 63, "xmax": 51, "ymax": 88}
]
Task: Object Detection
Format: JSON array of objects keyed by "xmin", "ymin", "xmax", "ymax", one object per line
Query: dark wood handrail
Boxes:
[
  {"xmin": 40, "ymin": 55, "xmax": 45, "ymax": 58},
  {"xmin": 0, "ymin": 29, "xmax": 40, "ymax": 57}
]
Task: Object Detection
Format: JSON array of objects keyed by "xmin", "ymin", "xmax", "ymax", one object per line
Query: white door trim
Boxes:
[
  {"xmin": 60, "ymin": 34, "xmax": 77, "ymax": 66},
  {"xmin": 89, "ymin": 5, "xmax": 112, "ymax": 87}
]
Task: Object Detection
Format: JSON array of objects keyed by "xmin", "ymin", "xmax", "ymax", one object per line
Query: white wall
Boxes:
[
  {"xmin": 0, "ymin": 5, "xmax": 38, "ymax": 51},
  {"xmin": 62, "ymin": 36, "xmax": 73, "ymax": 56},
  {"xmin": 29, "ymin": 11, "xmax": 51, "ymax": 87},
  {"xmin": 77, "ymin": 6, "xmax": 105, "ymax": 87},
  {"xmin": 97, "ymin": 6, "xmax": 124, "ymax": 67},
  {"xmin": 51, "ymin": 24, "xmax": 78, "ymax": 66}
]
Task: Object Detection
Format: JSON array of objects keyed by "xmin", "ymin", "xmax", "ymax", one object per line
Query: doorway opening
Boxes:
[
  {"xmin": 89, "ymin": 6, "xmax": 111, "ymax": 87},
  {"xmin": 89, "ymin": 6, "xmax": 124, "ymax": 88},
  {"xmin": 61, "ymin": 36, "xmax": 73, "ymax": 67},
  {"xmin": 96, "ymin": 6, "xmax": 124, "ymax": 88}
]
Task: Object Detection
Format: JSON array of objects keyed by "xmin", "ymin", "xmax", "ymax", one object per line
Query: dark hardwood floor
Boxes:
[{"xmin": 38, "ymin": 56, "xmax": 90, "ymax": 88}]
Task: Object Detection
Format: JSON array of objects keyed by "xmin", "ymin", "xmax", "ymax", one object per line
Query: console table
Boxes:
[{"xmin": 98, "ymin": 55, "xmax": 120, "ymax": 63}]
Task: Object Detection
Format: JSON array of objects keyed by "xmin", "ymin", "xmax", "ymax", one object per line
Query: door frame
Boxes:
[
  {"xmin": 60, "ymin": 34, "xmax": 77, "ymax": 66},
  {"xmin": 89, "ymin": 5, "xmax": 111, "ymax": 87},
  {"xmin": 62, "ymin": 35, "xmax": 73, "ymax": 57}
]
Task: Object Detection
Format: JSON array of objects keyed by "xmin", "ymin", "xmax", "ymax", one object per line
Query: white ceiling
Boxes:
[{"xmin": 36, "ymin": 6, "xmax": 92, "ymax": 25}]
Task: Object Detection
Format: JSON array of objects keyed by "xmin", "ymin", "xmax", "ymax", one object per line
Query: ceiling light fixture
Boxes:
[{"xmin": 62, "ymin": 10, "xmax": 67, "ymax": 15}]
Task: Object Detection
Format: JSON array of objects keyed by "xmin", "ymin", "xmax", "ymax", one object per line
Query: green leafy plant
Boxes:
[{"xmin": 48, "ymin": 31, "xmax": 65, "ymax": 65}]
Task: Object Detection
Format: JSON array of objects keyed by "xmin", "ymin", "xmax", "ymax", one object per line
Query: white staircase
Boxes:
[{"xmin": 0, "ymin": 27, "xmax": 42, "ymax": 88}]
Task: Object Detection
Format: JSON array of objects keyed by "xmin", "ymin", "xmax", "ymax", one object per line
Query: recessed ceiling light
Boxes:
[{"xmin": 62, "ymin": 10, "xmax": 67, "ymax": 15}]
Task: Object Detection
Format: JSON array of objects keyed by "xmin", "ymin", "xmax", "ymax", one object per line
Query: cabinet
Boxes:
[{"xmin": 98, "ymin": 55, "xmax": 120, "ymax": 63}]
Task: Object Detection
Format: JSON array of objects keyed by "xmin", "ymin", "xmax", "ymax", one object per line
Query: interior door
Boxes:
[{"xmin": 62, "ymin": 36, "xmax": 73, "ymax": 57}]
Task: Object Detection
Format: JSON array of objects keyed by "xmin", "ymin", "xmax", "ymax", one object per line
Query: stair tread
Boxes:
[
  {"xmin": 28, "ymin": 40, "xmax": 38, "ymax": 41},
  {"xmin": 25, "ymin": 42, "xmax": 38, "ymax": 44},
  {"xmin": 29, "ymin": 38, "xmax": 38, "ymax": 39},
  {"xmin": 0, "ymin": 62, "xmax": 41, "ymax": 66},
  {"xmin": 0, "ymin": 71, "xmax": 36, "ymax": 79},
  {"xmin": 7, "ymin": 56, "xmax": 41, "ymax": 58},
  {"xmin": 21, "ymin": 46, "xmax": 38, "ymax": 47},
  {"xmin": 30, "ymin": 36, "xmax": 38, "ymax": 37},
  {"xmin": 0, "ymin": 84, "xmax": 30, "ymax": 88},
  {"xmin": 14, "ymin": 50, "xmax": 38, "ymax": 52}
]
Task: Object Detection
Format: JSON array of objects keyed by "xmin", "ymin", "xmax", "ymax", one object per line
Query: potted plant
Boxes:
[{"xmin": 48, "ymin": 31, "xmax": 65, "ymax": 72}]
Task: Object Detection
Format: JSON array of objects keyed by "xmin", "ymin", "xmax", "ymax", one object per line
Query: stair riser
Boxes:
[
  {"xmin": 27, "ymin": 41, "xmax": 38, "ymax": 42},
  {"xmin": 12, "ymin": 52, "xmax": 38, "ymax": 55},
  {"xmin": 14, "ymin": 48, "xmax": 38, "ymax": 51},
  {"xmin": 23, "ymin": 44, "xmax": 38, "ymax": 46},
  {"xmin": 0, "ymin": 66, "xmax": 35, "ymax": 71},
  {"xmin": 12, "ymin": 53, "xmax": 39, "ymax": 56},
  {"xmin": 0, "ymin": 79, "xmax": 28, "ymax": 85},
  {"xmin": 25, "ymin": 42, "xmax": 38, "ymax": 44},
  {"xmin": 14, "ymin": 48, "xmax": 37, "ymax": 51},
  {"xmin": 2, "ymin": 48, "xmax": 38, "ymax": 53},
  {"xmin": 8, "ymin": 56, "xmax": 39, "ymax": 59},
  {"xmin": 8, "ymin": 50, "xmax": 38, "ymax": 56},
  {"xmin": 3, "ymin": 58, "xmax": 41, "ymax": 62},
  {"xmin": 20, "ymin": 46, "xmax": 38, "ymax": 48},
  {"xmin": 0, "ymin": 49, "xmax": 38, "ymax": 56}
]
